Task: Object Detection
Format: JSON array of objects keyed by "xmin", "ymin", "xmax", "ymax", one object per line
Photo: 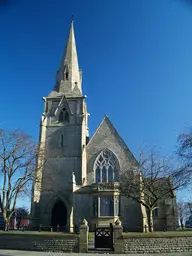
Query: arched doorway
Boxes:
[{"xmin": 51, "ymin": 200, "xmax": 67, "ymax": 228}]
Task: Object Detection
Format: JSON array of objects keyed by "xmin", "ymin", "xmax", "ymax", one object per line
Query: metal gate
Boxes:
[{"xmin": 94, "ymin": 223, "xmax": 113, "ymax": 250}]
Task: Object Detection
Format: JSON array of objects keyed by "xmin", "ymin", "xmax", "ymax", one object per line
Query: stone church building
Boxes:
[{"xmin": 31, "ymin": 22, "xmax": 177, "ymax": 232}]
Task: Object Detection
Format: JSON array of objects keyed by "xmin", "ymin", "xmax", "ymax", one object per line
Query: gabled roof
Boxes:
[
  {"xmin": 54, "ymin": 95, "xmax": 73, "ymax": 116},
  {"xmin": 87, "ymin": 115, "xmax": 138, "ymax": 164}
]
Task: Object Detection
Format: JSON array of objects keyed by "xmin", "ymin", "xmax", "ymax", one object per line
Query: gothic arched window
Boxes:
[
  {"xmin": 59, "ymin": 108, "xmax": 69, "ymax": 122},
  {"xmin": 94, "ymin": 149, "xmax": 119, "ymax": 183}
]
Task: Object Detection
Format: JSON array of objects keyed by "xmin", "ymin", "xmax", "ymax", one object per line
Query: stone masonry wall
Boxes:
[
  {"xmin": 123, "ymin": 236, "xmax": 192, "ymax": 254},
  {"xmin": 0, "ymin": 233, "xmax": 79, "ymax": 252}
]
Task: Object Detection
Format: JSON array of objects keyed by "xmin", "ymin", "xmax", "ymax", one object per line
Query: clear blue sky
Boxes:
[{"xmin": 0, "ymin": 0, "xmax": 192, "ymax": 204}]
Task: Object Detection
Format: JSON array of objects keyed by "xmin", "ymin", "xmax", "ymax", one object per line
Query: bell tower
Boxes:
[{"xmin": 31, "ymin": 21, "xmax": 89, "ymax": 228}]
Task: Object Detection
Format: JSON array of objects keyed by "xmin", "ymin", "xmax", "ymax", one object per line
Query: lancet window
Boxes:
[{"xmin": 59, "ymin": 108, "xmax": 69, "ymax": 122}]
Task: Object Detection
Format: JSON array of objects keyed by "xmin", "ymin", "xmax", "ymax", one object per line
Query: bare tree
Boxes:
[
  {"xmin": 0, "ymin": 128, "xmax": 52, "ymax": 231},
  {"xmin": 177, "ymin": 132, "xmax": 192, "ymax": 184},
  {"xmin": 188, "ymin": 202, "xmax": 192, "ymax": 215},
  {"xmin": 102, "ymin": 149, "xmax": 185, "ymax": 232},
  {"xmin": 177, "ymin": 200, "xmax": 191, "ymax": 229}
]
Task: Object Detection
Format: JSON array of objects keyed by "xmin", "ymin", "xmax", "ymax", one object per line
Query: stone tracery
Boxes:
[{"xmin": 94, "ymin": 149, "xmax": 119, "ymax": 183}]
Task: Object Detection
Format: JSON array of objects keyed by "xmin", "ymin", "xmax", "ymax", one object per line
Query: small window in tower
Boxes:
[
  {"xmin": 66, "ymin": 70, "xmax": 69, "ymax": 80},
  {"xmin": 59, "ymin": 108, "xmax": 70, "ymax": 123},
  {"xmin": 65, "ymin": 111, "xmax": 69, "ymax": 122},
  {"xmin": 64, "ymin": 65, "xmax": 69, "ymax": 81},
  {"xmin": 60, "ymin": 134, "xmax": 64, "ymax": 148},
  {"xmin": 59, "ymin": 111, "xmax": 64, "ymax": 122}
]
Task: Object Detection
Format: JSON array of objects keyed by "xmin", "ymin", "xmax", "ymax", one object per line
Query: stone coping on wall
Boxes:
[{"xmin": 122, "ymin": 231, "xmax": 192, "ymax": 238}]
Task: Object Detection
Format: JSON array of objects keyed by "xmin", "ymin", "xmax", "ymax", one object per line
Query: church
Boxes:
[{"xmin": 31, "ymin": 21, "xmax": 177, "ymax": 232}]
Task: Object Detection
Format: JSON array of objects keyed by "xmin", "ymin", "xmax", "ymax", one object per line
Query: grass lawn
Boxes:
[{"xmin": 177, "ymin": 227, "xmax": 192, "ymax": 231}]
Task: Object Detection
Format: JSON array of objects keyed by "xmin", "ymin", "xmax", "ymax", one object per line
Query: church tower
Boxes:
[{"xmin": 31, "ymin": 21, "xmax": 89, "ymax": 229}]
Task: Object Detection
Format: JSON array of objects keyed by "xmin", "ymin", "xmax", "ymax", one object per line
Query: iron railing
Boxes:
[{"xmin": 0, "ymin": 224, "xmax": 79, "ymax": 233}]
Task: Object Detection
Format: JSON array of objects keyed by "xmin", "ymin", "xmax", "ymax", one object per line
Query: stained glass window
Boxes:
[
  {"xmin": 94, "ymin": 149, "xmax": 119, "ymax": 183},
  {"xmin": 108, "ymin": 166, "xmax": 113, "ymax": 182},
  {"xmin": 114, "ymin": 167, "xmax": 119, "ymax": 181},
  {"xmin": 96, "ymin": 167, "xmax": 100, "ymax": 182},
  {"xmin": 102, "ymin": 166, "xmax": 107, "ymax": 182},
  {"xmin": 100, "ymin": 196, "xmax": 114, "ymax": 216},
  {"xmin": 92, "ymin": 195, "xmax": 120, "ymax": 217}
]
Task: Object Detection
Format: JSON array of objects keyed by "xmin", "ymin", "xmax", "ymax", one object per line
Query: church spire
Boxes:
[{"xmin": 54, "ymin": 21, "xmax": 82, "ymax": 97}]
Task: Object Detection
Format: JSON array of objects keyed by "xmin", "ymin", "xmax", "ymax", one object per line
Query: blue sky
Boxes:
[{"xmin": 0, "ymin": 0, "xmax": 192, "ymax": 204}]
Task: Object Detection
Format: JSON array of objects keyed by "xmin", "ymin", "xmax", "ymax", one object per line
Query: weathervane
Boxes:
[{"xmin": 71, "ymin": 13, "xmax": 74, "ymax": 22}]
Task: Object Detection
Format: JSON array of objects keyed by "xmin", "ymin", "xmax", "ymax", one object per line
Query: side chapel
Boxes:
[{"xmin": 31, "ymin": 21, "xmax": 177, "ymax": 232}]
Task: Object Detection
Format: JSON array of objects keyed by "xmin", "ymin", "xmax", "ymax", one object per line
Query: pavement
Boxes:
[{"xmin": 0, "ymin": 250, "xmax": 192, "ymax": 256}]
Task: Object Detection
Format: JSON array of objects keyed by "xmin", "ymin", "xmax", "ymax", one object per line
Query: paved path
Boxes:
[{"xmin": 0, "ymin": 250, "xmax": 192, "ymax": 256}]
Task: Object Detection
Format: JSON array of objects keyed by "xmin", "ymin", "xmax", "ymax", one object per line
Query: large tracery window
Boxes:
[{"xmin": 94, "ymin": 149, "xmax": 119, "ymax": 183}]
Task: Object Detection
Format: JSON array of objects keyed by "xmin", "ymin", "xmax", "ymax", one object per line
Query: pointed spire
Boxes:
[{"xmin": 55, "ymin": 21, "xmax": 82, "ymax": 97}]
